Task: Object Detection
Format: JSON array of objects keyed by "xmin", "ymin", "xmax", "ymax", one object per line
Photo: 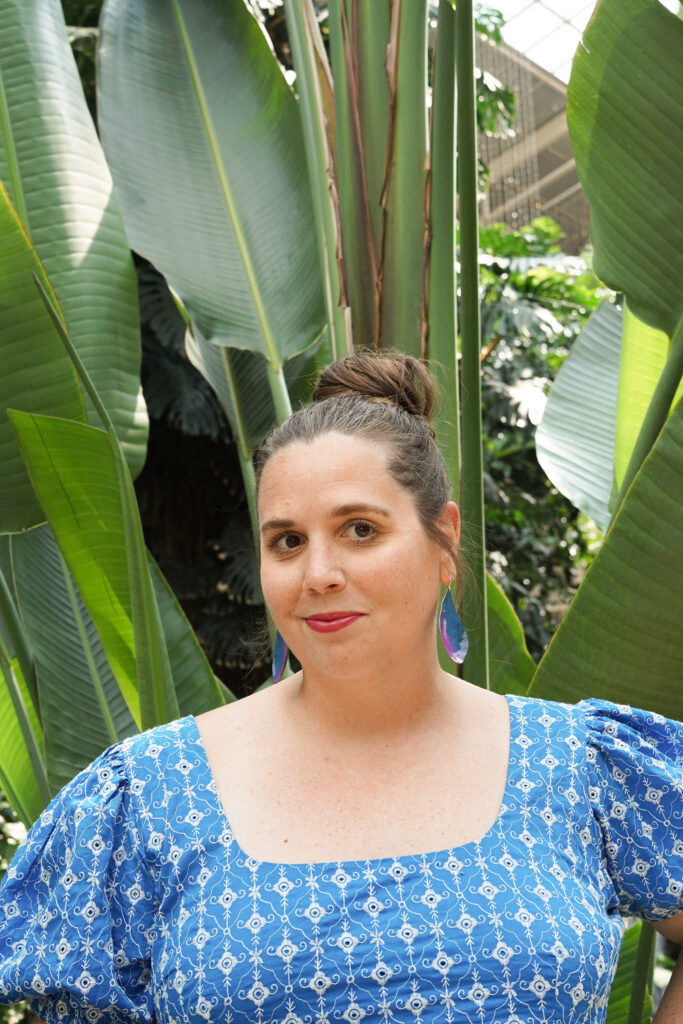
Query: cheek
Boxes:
[{"xmin": 260, "ymin": 561, "xmax": 299, "ymax": 615}]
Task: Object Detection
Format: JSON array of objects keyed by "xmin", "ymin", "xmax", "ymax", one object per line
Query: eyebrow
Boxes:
[{"xmin": 260, "ymin": 503, "xmax": 393, "ymax": 534}]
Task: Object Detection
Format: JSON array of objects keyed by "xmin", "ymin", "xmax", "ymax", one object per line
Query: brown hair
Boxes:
[{"xmin": 254, "ymin": 352, "xmax": 460, "ymax": 577}]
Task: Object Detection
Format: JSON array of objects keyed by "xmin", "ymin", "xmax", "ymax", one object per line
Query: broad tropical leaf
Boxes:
[
  {"xmin": 536, "ymin": 299, "xmax": 621, "ymax": 531},
  {"xmin": 6, "ymin": 524, "xmax": 226, "ymax": 808},
  {"xmin": 8, "ymin": 413, "xmax": 142, "ymax": 723},
  {"xmin": 185, "ymin": 323, "xmax": 326, "ymax": 455},
  {"xmin": 0, "ymin": 0, "xmax": 147, "ymax": 480},
  {"xmin": 98, "ymin": 0, "xmax": 326, "ymax": 367},
  {"xmin": 0, "ymin": 182, "xmax": 85, "ymax": 533},
  {"xmin": 528, "ymin": 397, "xmax": 683, "ymax": 720},
  {"xmin": 7, "ymin": 408, "xmax": 188, "ymax": 732},
  {"xmin": 605, "ymin": 922, "xmax": 653, "ymax": 1024},
  {"xmin": 0, "ymin": 657, "xmax": 44, "ymax": 826},
  {"xmin": 486, "ymin": 574, "xmax": 535, "ymax": 696},
  {"xmin": 148, "ymin": 550, "xmax": 232, "ymax": 710},
  {"xmin": 568, "ymin": 0, "xmax": 683, "ymax": 338},
  {"xmin": 613, "ymin": 302, "xmax": 683, "ymax": 500},
  {"xmin": 9, "ymin": 525, "xmax": 137, "ymax": 794}
]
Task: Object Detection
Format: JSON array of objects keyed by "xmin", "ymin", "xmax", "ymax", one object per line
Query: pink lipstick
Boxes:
[{"xmin": 305, "ymin": 613, "xmax": 365, "ymax": 633}]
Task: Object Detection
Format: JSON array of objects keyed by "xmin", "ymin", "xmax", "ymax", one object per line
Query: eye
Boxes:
[
  {"xmin": 345, "ymin": 520, "xmax": 377, "ymax": 542},
  {"xmin": 269, "ymin": 532, "xmax": 303, "ymax": 553}
]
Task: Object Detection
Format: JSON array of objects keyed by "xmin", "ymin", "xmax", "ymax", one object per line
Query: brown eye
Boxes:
[
  {"xmin": 274, "ymin": 533, "xmax": 302, "ymax": 552},
  {"xmin": 347, "ymin": 521, "xmax": 376, "ymax": 541}
]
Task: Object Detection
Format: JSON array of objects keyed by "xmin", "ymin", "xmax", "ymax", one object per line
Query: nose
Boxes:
[{"xmin": 302, "ymin": 537, "xmax": 345, "ymax": 593}]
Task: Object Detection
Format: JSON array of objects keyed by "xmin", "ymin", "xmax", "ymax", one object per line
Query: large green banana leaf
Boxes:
[
  {"xmin": 9, "ymin": 524, "xmax": 228, "ymax": 793},
  {"xmin": 536, "ymin": 299, "xmax": 621, "ymax": 532},
  {"xmin": 486, "ymin": 574, "xmax": 535, "ymax": 696},
  {"xmin": 605, "ymin": 922, "xmax": 653, "ymax": 1024},
  {"xmin": 0, "ymin": 0, "xmax": 147, "ymax": 484},
  {"xmin": 0, "ymin": 656, "xmax": 44, "ymax": 826},
  {"xmin": 149, "ymin": 548, "xmax": 233, "ymax": 712},
  {"xmin": 568, "ymin": 0, "xmax": 683, "ymax": 340},
  {"xmin": 97, "ymin": 0, "xmax": 326, "ymax": 369},
  {"xmin": 528, "ymin": 397, "xmax": 683, "ymax": 720},
  {"xmin": 185, "ymin": 323, "xmax": 326, "ymax": 456},
  {"xmin": 613, "ymin": 303, "xmax": 683, "ymax": 503},
  {"xmin": 8, "ymin": 412, "xmax": 147, "ymax": 726},
  {"xmin": 7, "ymin": 408, "xmax": 226, "ymax": 734},
  {"xmin": 537, "ymin": 298, "xmax": 683, "ymax": 534},
  {"xmin": 0, "ymin": 182, "xmax": 85, "ymax": 532},
  {"xmin": 9, "ymin": 525, "xmax": 137, "ymax": 794},
  {"xmin": 539, "ymin": 0, "xmax": 683, "ymax": 535}
]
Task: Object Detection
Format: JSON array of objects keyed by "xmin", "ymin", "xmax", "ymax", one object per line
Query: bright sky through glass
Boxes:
[{"xmin": 495, "ymin": 0, "xmax": 680, "ymax": 83}]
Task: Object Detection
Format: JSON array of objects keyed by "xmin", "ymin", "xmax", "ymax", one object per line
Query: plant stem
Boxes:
[
  {"xmin": 378, "ymin": 0, "xmax": 429, "ymax": 356},
  {"xmin": 266, "ymin": 363, "xmax": 293, "ymax": 423},
  {"xmin": 326, "ymin": 0, "xmax": 381, "ymax": 351},
  {"xmin": 284, "ymin": 0, "xmax": 351, "ymax": 357},
  {"xmin": 428, "ymin": 0, "xmax": 461, "ymax": 500},
  {"xmin": 456, "ymin": 0, "xmax": 489, "ymax": 688}
]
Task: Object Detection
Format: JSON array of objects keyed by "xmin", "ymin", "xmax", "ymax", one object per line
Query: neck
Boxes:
[{"xmin": 283, "ymin": 648, "xmax": 457, "ymax": 743}]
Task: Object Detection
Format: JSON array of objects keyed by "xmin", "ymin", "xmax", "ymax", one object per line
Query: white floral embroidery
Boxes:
[{"xmin": 0, "ymin": 699, "xmax": 681, "ymax": 1024}]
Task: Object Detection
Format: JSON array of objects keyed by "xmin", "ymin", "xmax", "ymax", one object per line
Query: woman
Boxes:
[{"xmin": 0, "ymin": 352, "xmax": 682, "ymax": 1022}]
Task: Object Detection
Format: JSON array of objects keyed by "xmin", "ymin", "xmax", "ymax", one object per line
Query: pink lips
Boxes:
[{"xmin": 305, "ymin": 612, "xmax": 365, "ymax": 633}]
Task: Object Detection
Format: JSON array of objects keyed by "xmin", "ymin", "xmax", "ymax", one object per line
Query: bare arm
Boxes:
[{"xmin": 652, "ymin": 911, "xmax": 683, "ymax": 1023}]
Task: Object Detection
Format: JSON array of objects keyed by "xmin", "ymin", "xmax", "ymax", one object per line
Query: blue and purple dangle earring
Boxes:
[
  {"xmin": 272, "ymin": 631, "xmax": 289, "ymax": 683},
  {"xmin": 439, "ymin": 587, "xmax": 469, "ymax": 664}
]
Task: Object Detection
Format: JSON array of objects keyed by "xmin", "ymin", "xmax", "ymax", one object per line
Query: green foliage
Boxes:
[
  {"xmin": 479, "ymin": 218, "xmax": 605, "ymax": 658},
  {"xmin": 0, "ymin": 795, "xmax": 24, "ymax": 882},
  {"xmin": 134, "ymin": 259, "xmax": 270, "ymax": 694}
]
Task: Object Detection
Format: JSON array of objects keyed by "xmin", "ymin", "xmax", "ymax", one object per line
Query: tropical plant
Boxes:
[
  {"xmin": 0, "ymin": 0, "xmax": 229, "ymax": 819},
  {"xmin": 133, "ymin": 256, "xmax": 270, "ymax": 695},
  {"xmin": 0, "ymin": 0, "xmax": 681, "ymax": 1019},
  {"xmin": 479, "ymin": 217, "xmax": 605, "ymax": 658}
]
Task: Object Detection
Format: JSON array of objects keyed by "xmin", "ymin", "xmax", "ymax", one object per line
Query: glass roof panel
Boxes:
[
  {"xmin": 502, "ymin": 5, "xmax": 562, "ymax": 53},
  {"xmin": 498, "ymin": 0, "xmax": 596, "ymax": 83},
  {"xmin": 541, "ymin": 0, "xmax": 592, "ymax": 18},
  {"xmin": 525, "ymin": 24, "xmax": 582, "ymax": 74},
  {"xmin": 493, "ymin": 0, "xmax": 536, "ymax": 20},
  {"xmin": 497, "ymin": 0, "xmax": 683, "ymax": 84},
  {"xmin": 497, "ymin": 0, "xmax": 680, "ymax": 84}
]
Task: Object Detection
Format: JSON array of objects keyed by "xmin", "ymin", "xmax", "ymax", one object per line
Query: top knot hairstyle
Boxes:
[
  {"xmin": 254, "ymin": 352, "xmax": 457, "ymax": 565},
  {"xmin": 312, "ymin": 351, "xmax": 437, "ymax": 438}
]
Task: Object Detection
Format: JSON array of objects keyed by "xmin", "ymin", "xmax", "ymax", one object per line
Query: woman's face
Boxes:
[{"xmin": 258, "ymin": 432, "xmax": 460, "ymax": 678}]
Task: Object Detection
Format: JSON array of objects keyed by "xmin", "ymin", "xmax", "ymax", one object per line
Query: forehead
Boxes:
[{"xmin": 258, "ymin": 432, "xmax": 409, "ymax": 517}]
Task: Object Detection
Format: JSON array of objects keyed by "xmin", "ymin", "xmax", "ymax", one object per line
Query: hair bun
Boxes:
[{"xmin": 313, "ymin": 351, "xmax": 436, "ymax": 422}]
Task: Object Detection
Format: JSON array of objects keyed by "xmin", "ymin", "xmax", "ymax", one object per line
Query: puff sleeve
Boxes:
[
  {"xmin": 0, "ymin": 741, "xmax": 156, "ymax": 1023},
  {"xmin": 585, "ymin": 699, "xmax": 683, "ymax": 921}
]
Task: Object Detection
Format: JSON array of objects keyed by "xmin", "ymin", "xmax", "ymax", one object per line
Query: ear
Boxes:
[{"xmin": 437, "ymin": 501, "xmax": 461, "ymax": 585}]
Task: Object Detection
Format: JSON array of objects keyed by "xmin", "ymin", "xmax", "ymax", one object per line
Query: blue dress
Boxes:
[{"xmin": 0, "ymin": 696, "xmax": 682, "ymax": 1024}]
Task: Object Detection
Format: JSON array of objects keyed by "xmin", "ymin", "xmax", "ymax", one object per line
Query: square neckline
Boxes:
[{"xmin": 188, "ymin": 693, "xmax": 517, "ymax": 869}]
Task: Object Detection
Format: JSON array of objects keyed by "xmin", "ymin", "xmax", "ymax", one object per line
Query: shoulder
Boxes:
[
  {"xmin": 504, "ymin": 693, "xmax": 682, "ymax": 756},
  {"xmin": 194, "ymin": 674, "xmax": 297, "ymax": 762}
]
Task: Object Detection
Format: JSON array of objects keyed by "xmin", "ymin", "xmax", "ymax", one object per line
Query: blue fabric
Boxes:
[{"xmin": 1, "ymin": 696, "xmax": 682, "ymax": 1024}]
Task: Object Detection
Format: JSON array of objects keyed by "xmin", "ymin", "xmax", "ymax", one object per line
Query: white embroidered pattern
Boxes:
[{"xmin": 1, "ymin": 698, "xmax": 682, "ymax": 1024}]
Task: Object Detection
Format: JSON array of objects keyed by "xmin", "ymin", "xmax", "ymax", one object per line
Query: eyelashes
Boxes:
[{"xmin": 265, "ymin": 519, "xmax": 379, "ymax": 554}]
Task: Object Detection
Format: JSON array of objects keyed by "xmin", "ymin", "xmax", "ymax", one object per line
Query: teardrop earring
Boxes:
[
  {"xmin": 439, "ymin": 588, "xmax": 469, "ymax": 664},
  {"xmin": 272, "ymin": 631, "xmax": 289, "ymax": 683}
]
